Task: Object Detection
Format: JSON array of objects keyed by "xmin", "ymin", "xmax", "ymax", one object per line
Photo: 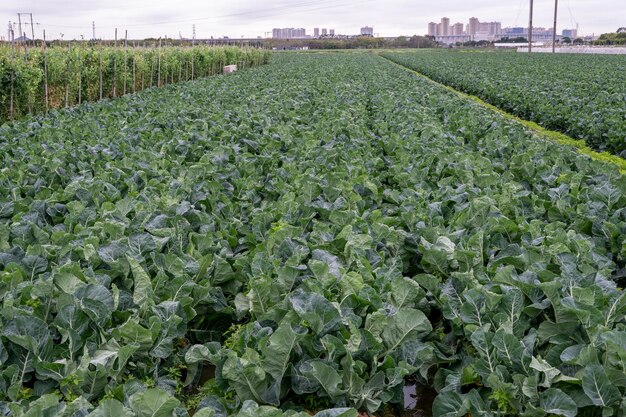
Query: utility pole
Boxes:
[
  {"xmin": 528, "ymin": 0, "xmax": 534, "ymax": 53},
  {"xmin": 552, "ymin": 0, "xmax": 558, "ymax": 53}
]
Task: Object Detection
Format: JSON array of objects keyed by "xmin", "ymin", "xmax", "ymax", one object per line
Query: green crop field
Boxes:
[
  {"xmin": 382, "ymin": 51, "xmax": 626, "ymax": 156},
  {"xmin": 0, "ymin": 44, "xmax": 270, "ymax": 122},
  {"xmin": 1, "ymin": 52, "xmax": 626, "ymax": 417}
]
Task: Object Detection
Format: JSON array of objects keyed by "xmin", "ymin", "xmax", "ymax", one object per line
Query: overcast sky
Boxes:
[{"xmin": 1, "ymin": 0, "xmax": 623, "ymax": 40}]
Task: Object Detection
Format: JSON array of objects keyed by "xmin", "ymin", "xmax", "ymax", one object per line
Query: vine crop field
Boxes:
[
  {"xmin": 1, "ymin": 52, "xmax": 626, "ymax": 417},
  {"xmin": 0, "ymin": 44, "xmax": 270, "ymax": 122},
  {"xmin": 382, "ymin": 51, "xmax": 626, "ymax": 156}
]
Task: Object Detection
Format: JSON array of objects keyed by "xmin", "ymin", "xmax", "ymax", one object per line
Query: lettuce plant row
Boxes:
[
  {"xmin": 382, "ymin": 51, "xmax": 626, "ymax": 156},
  {"xmin": 0, "ymin": 52, "xmax": 625, "ymax": 417}
]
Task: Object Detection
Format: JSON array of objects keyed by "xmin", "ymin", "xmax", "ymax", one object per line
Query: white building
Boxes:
[
  {"xmin": 562, "ymin": 28, "xmax": 578, "ymax": 38},
  {"xmin": 272, "ymin": 28, "xmax": 307, "ymax": 39},
  {"xmin": 441, "ymin": 17, "xmax": 450, "ymax": 36},
  {"xmin": 428, "ymin": 22, "xmax": 437, "ymax": 36},
  {"xmin": 360, "ymin": 26, "xmax": 374, "ymax": 36}
]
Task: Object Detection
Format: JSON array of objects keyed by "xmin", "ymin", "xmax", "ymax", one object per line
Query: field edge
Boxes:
[{"xmin": 378, "ymin": 54, "xmax": 626, "ymax": 175}]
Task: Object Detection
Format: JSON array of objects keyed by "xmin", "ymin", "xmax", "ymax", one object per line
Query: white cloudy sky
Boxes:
[{"xmin": 1, "ymin": 0, "xmax": 623, "ymax": 40}]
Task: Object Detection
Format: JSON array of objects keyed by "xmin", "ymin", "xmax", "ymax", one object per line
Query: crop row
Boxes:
[
  {"xmin": 382, "ymin": 51, "xmax": 626, "ymax": 156},
  {"xmin": 0, "ymin": 44, "xmax": 270, "ymax": 123},
  {"xmin": 0, "ymin": 53, "xmax": 625, "ymax": 416}
]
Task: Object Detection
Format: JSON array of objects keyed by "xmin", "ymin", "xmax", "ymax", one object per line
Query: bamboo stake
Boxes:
[
  {"xmin": 132, "ymin": 43, "xmax": 136, "ymax": 93},
  {"xmin": 123, "ymin": 30, "xmax": 127, "ymax": 95},
  {"xmin": 43, "ymin": 30, "xmax": 49, "ymax": 113},
  {"xmin": 78, "ymin": 43, "xmax": 82, "ymax": 105},
  {"xmin": 191, "ymin": 46, "xmax": 195, "ymax": 80},
  {"xmin": 170, "ymin": 48, "xmax": 176, "ymax": 84},
  {"xmin": 157, "ymin": 38, "xmax": 162, "ymax": 87},
  {"xmin": 141, "ymin": 43, "xmax": 146, "ymax": 91},
  {"xmin": 150, "ymin": 47, "xmax": 155, "ymax": 88},
  {"xmin": 178, "ymin": 50, "xmax": 182, "ymax": 83},
  {"xmin": 9, "ymin": 39, "xmax": 15, "ymax": 121},
  {"xmin": 99, "ymin": 40, "xmax": 103, "ymax": 100},
  {"xmin": 164, "ymin": 43, "xmax": 168, "ymax": 85},
  {"xmin": 163, "ymin": 40, "xmax": 168, "ymax": 86},
  {"xmin": 22, "ymin": 32, "xmax": 28, "ymax": 63},
  {"xmin": 65, "ymin": 41, "xmax": 71, "ymax": 108},
  {"xmin": 185, "ymin": 54, "xmax": 188, "ymax": 81},
  {"xmin": 113, "ymin": 28, "xmax": 118, "ymax": 97}
]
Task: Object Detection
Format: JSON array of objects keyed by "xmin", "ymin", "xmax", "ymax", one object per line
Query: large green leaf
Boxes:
[
  {"xmin": 87, "ymin": 399, "xmax": 134, "ymax": 417},
  {"xmin": 380, "ymin": 308, "xmax": 432, "ymax": 357},
  {"xmin": 582, "ymin": 365, "xmax": 621, "ymax": 407},
  {"xmin": 539, "ymin": 388, "xmax": 578, "ymax": 417},
  {"xmin": 127, "ymin": 256, "xmax": 154, "ymax": 309},
  {"xmin": 129, "ymin": 388, "xmax": 181, "ymax": 417}
]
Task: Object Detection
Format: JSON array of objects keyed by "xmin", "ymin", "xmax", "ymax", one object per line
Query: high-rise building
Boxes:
[
  {"xmin": 329, "ymin": 29, "xmax": 335, "ymax": 36},
  {"xmin": 452, "ymin": 23, "xmax": 464, "ymax": 35},
  {"xmin": 428, "ymin": 22, "xmax": 437, "ymax": 36},
  {"xmin": 322, "ymin": 28, "xmax": 328, "ymax": 36},
  {"xmin": 441, "ymin": 17, "xmax": 450, "ymax": 36},
  {"xmin": 436, "ymin": 23, "xmax": 443, "ymax": 36},
  {"xmin": 360, "ymin": 26, "xmax": 374, "ymax": 36},
  {"xmin": 468, "ymin": 17, "xmax": 479, "ymax": 37},
  {"xmin": 562, "ymin": 28, "xmax": 578, "ymax": 38},
  {"xmin": 478, "ymin": 21, "xmax": 501, "ymax": 35},
  {"xmin": 314, "ymin": 27, "xmax": 320, "ymax": 37}
]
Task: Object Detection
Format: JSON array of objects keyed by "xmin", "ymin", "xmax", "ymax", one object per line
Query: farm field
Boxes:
[
  {"xmin": 0, "ymin": 44, "xmax": 270, "ymax": 122},
  {"xmin": 382, "ymin": 50, "xmax": 626, "ymax": 156},
  {"xmin": 1, "ymin": 52, "xmax": 626, "ymax": 417}
]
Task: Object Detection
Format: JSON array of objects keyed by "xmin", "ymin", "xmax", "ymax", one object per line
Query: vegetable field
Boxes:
[
  {"xmin": 1, "ymin": 52, "xmax": 626, "ymax": 417},
  {"xmin": 0, "ymin": 44, "xmax": 270, "ymax": 122},
  {"xmin": 382, "ymin": 51, "xmax": 626, "ymax": 156}
]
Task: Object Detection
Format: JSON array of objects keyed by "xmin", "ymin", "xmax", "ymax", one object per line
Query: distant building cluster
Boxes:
[
  {"xmin": 272, "ymin": 28, "xmax": 307, "ymax": 39},
  {"xmin": 497, "ymin": 27, "xmax": 578, "ymax": 40},
  {"xmin": 428, "ymin": 17, "xmax": 502, "ymax": 43},
  {"xmin": 312, "ymin": 27, "xmax": 335, "ymax": 37},
  {"xmin": 271, "ymin": 26, "xmax": 366, "ymax": 39},
  {"xmin": 428, "ymin": 16, "xmax": 579, "ymax": 44}
]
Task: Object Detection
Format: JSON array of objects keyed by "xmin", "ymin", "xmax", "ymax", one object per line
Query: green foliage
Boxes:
[
  {"xmin": 268, "ymin": 35, "xmax": 437, "ymax": 50},
  {"xmin": 0, "ymin": 43, "xmax": 270, "ymax": 122},
  {"xmin": 594, "ymin": 32, "xmax": 626, "ymax": 45},
  {"xmin": 0, "ymin": 52, "xmax": 626, "ymax": 417},
  {"xmin": 382, "ymin": 50, "xmax": 626, "ymax": 156}
]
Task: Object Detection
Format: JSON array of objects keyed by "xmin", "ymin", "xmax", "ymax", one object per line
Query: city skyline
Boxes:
[
  {"xmin": 426, "ymin": 15, "xmax": 581, "ymax": 44},
  {"xmin": 1, "ymin": 0, "xmax": 623, "ymax": 40}
]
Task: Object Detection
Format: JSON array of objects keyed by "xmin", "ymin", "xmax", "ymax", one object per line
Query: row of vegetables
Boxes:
[
  {"xmin": 382, "ymin": 50, "xmax": 626, "ymax": 157},
  {"xmin": 0, "ymin": 53, "xmax": 625, "ymax": 416}
]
